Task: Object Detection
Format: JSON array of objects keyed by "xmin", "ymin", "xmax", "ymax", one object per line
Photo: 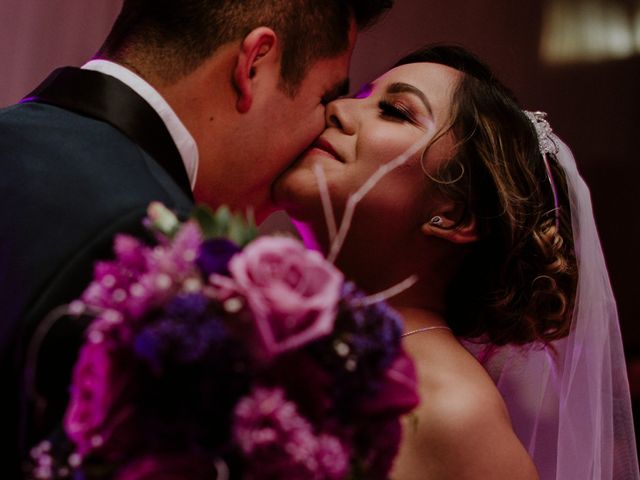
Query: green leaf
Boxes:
[
  {"xmin": 146, "ymin": 202, "xmax": 181, "ymax": 238},
  {"xmin": 190, "ymin": 204, "xmax": 259, "ymax": 245}
]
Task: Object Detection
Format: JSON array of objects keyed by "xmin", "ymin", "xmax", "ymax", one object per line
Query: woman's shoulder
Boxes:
[
  {"xmin": 394, "ymin": 334, "xmax": 538, "ymax": 479},
  {"xmin": 412, "ymin": 337, "xmax": 513, "ymax": 442},
  {"xmin": 405, "ymin": 328, "xmax": 507, "ymax": 415}
]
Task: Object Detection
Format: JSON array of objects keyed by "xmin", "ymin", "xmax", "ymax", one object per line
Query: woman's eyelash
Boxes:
[{"xmin": 379, "ymin": 100, "xmax": 413, "ymax": 122}]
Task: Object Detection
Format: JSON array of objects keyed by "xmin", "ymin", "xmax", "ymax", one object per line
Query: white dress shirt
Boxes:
[{"xmin": 82, "ymin": 59, "xmax": 199, "ymax": 190}]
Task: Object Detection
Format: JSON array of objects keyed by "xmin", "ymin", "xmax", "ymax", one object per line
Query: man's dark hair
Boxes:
[{"xmin": 99, "ymin": 0, "xmax": 393, "ymax": 92}]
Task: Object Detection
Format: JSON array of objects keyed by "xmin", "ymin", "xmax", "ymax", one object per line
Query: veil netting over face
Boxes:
[{"xmin": 463, "ymin": 134, "xmax": 639, "ymax": 479}]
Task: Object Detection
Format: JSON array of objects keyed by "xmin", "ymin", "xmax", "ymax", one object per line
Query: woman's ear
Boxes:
[
  {"xmin": 233, "ymin": 27, "xmax": 278, "ymax": 113},
  {"xmin": 421, "ymin": 207, "xmax": 480, "ymax": 245}
]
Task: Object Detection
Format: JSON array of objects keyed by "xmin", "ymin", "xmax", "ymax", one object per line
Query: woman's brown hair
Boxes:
[{"xmin": 396, "ymin": 45, "xmax": 577, "ymax": 345}]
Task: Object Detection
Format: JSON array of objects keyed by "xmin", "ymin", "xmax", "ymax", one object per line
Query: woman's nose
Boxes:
[{"xmin": 325, "ymin": 98, "xmax": 356, "ymax": 135}]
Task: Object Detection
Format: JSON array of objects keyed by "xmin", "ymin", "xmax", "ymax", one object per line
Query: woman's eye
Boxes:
[{"xmin": 379, "ymin": 101, "xmax": 413, "ymax": 122}]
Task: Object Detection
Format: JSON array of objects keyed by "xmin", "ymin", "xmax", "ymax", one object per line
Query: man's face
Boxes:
[{"xmin": 227, "ymin": 23, "xmax": 357, "ymax": 220}]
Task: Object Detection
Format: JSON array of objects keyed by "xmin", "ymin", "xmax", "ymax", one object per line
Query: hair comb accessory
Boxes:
[
  {"xmin": 524, "ymin": 110, "xmax": 560, "ymax": 230},
  {"xmin": 524, "ymin": 111, "xmax": 559, "ymax": 156}
]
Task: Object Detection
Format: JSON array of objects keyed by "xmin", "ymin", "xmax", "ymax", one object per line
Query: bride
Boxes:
[{"xmin": 273, "ymin": 45, "xmax": 639, "ymax": 479}]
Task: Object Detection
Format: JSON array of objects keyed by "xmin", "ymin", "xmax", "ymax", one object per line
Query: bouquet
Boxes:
[{"xmin": 29, "ymin": 203, "xmax": 419, "ymax": 480}]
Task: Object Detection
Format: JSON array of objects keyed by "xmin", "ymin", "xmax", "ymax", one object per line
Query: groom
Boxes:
[{"xmin": 0, "ymin": 0, "xmax": 392, "ymax": 473}]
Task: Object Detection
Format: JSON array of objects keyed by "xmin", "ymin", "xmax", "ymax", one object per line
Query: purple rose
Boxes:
[
  {"xmin": 228, "ymin": 237, "xmax": 343, "ymax": 359},
  {"xmin": 361, "ymin": 351, "xmax": 420, "ymax": 416},
  {"xmin": 197, "ymin": 238, "xmax": 240, "ymax": 276}
]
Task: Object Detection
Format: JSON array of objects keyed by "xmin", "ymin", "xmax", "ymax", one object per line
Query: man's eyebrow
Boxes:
[
  {"xmin": 323, "ymin": 78, "xmax": 351, "ymax": 104},
  {"xmin": 386, "ymin": 82, "xmax": 433, "ymax": 116}
]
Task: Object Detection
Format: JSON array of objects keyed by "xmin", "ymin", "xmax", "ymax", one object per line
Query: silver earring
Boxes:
[{"xmin": 430, "ymin": 216, "xmax": 443, "ymax": 226}]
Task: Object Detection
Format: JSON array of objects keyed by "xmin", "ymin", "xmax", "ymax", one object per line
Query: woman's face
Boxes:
[{"xmin": 273, "ymin": 62, "xmax": 461, "ymax": 249}]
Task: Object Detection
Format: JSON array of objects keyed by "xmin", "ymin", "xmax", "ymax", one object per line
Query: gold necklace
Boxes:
[{"xmin": 401, "ymin": 326, "xmax": 452, "ymax": 338}]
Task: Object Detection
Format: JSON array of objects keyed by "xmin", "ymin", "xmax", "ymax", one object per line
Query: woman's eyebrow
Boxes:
[{"xmin": 386, "ymin": 82, "xmax": 433, "ymax": 116}]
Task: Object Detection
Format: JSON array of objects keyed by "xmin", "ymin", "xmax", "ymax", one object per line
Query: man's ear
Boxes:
[
  {"xmin": 421, "ymin": 206, "xmax": 480, "ymax": 245},
  {"xmin": 233, "ymin": 27, "xmax": 278, "ymax": 113}
]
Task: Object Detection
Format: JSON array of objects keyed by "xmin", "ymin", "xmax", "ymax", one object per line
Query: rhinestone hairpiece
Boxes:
[
  {"xmin": 524, "ymin": 111, "xmax": 559, "ymax": 156},
  {"xmin": 524, "ymin": 110, "xmax": 561, "ymax": 230}
]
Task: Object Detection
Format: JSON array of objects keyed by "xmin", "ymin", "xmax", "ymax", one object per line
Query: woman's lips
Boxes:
[{"xmin": 309, "ymin": 138, "xmax": 344, "ymax": 163}]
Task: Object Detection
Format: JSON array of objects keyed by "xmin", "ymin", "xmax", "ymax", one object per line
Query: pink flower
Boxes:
[
  {"xmin": 64, "ymin": 341, "xmax": 114, "ymax": 453},
  {"xmin": 233, "ymin": 387, "xmax": 349, "ymax": 480},
  {"xmin": 316, "ymin": 434, "xmax": 350, "ymax": 479},
  {"xmin": 81, "ymin": 222, "xmax": 204, "ymax": 322},
  {"xmin": 64, "ymin": 340, "xmax": 136, "ymax": 456},
  {"xmin": 228, "ymin": 237, "xmax": 343, "ymax": 359}
]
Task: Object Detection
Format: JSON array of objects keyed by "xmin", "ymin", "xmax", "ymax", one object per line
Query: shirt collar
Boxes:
[{"xmin": 82, "ymin": 59, "xmax": 199, "ymax": 190}]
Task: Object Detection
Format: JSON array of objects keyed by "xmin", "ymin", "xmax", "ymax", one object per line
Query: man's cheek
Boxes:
[{"xmin": 306, "ymin": 108, "xmax": 326, "ymax": 141}]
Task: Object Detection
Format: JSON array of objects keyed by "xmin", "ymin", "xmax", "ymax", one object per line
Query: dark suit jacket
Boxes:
[{"xmin": 0, "ymin": 68, "xmax": 194, "ymax": 476}]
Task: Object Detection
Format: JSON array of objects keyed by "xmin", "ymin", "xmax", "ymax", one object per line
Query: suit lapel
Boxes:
[{"xmin": 22, "ymin": 67, "xmax": 194, "ymax": 200}]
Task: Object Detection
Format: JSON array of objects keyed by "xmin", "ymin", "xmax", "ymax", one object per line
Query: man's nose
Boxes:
[{"xmin": 325, "ymin": 98, "xmax": 356, "ymax": 135}]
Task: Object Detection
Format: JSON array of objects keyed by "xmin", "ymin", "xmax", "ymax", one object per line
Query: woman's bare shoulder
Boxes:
[
  {"xmin": 405, "ymin": 331, "xmax": 510, "ymax": 421},
  {"xmin": 392, "ymin": 336, "xmax": 539, "ymax": 480},
  {"xmin": 411, "ymin": 341, "xmax": 516, "ymax": 451}
]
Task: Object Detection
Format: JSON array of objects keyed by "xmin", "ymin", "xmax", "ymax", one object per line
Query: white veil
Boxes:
[
  {"xmin": 464, "ymin": 134, "xmax": 639, "ymax": 479},
  {"xmin": 301, "ymin": 96, "xmax": 638, "ymax": 477}
]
